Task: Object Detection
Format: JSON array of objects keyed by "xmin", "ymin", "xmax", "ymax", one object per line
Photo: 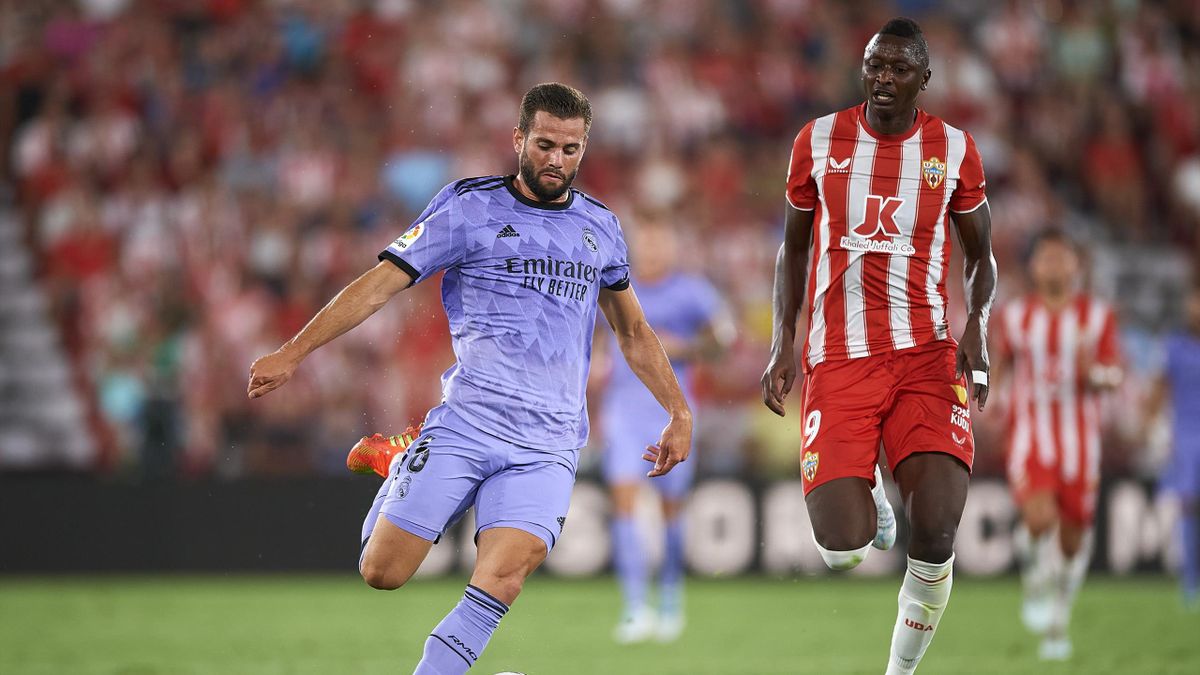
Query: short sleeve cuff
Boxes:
[
  {"xmin": 379, "ymin": 249, "xmax": 422, "ymax": 281},
  {"xmin": 950, "ymin": 197, "xmax": 988, "ymax": 215},
  {"xmin": 605, "ymin": 277, "xmax": 631, "ymax": 291},
  {"xmin": 786, "ymin": 193, "xmax": 817, "ymax": 211}
]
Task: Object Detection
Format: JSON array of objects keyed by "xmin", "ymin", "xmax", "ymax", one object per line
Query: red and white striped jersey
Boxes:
[
  {"xmin": 786, "ymin": 104, "xmax": 987, "ymax": 371},
  {"xmin": 997, "ymin": 294, "xmax": 1121, "ymax": 486}
]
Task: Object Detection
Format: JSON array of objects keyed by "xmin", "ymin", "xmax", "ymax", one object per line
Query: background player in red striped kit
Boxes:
[
  {"xmin": 993, "ymin": 229, "xmax": 1122, "ymax": 661},
  {"xmin": 761, "ymin": 18, "xmax": 996, "ymax": 675}
]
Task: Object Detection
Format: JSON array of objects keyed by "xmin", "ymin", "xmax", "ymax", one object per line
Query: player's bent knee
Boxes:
[
  {"xmin": 359, "ymin": 560, "xmax": 413, "ymax": 591},
  {"xmin": 811, "ymin": 523, "xmax": 874, "ymax": 556},
  {"xmin": 813, "ymin": 538, "xmax": 872, "ymax": 571},
  {"xmin": 1059, "ymin": 524, "xmax": 1087, "ymax": 558},
  {"xmin": 1024, "ymin": 509, "xmax": 1056, "ymax": 537},
  {"xmin": 1021, "ymin": 494, "xmax": 1058, "ymax": 536},
  {"xmin": 907, "ymin": 530, "xmax": 956, "ymax": 565},
  {"xmin": 1025, "ymin": 518, "xmax": 1054, "ymax": 539},
  {"xmin": 1060, "ymin": 539, "xmax": 1083, "ymax": 559},
  {"xmin": 471, "ymin": 569, "xmax": 529, "ymax": 604}
]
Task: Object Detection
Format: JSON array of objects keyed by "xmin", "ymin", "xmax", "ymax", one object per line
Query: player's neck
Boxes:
[
  {"xmin": 863, "ymin": 103, "xmax": 918, "ymax": 136},
  {"xmin": 513, "ymin": 173, "xmax": 569, "ymax": 204},
  {"xmin": 1037, "ymin": 289, "xmax": 1073, "ymax": 311}
]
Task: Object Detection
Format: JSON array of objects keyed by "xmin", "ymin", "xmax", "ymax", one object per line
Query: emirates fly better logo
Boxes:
[{"xmin": 840, "ymin": 195, "xmax": 915, "ymax": 255}]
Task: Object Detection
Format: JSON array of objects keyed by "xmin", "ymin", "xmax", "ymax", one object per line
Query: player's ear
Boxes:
[
  {"xmin": 921, "ymin": 69, "xmax": 931, "ymax": 90},
  {"xmin": 512, "ymin": 127, "xmax": 524, "ymax": 155}
]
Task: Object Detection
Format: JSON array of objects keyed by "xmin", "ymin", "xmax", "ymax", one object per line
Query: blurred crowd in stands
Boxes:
[{"xmin": 1, "ymin": 0, "xmax": 1198, "ymax": 478}]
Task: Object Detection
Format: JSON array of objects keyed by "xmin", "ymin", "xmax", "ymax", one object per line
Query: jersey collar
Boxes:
[
  {"xmin": 504, "ymin": 175, "xmax": 575, "ymax": 211},
  {"xmin": 857, "ymin": 103, "xmax": 924, "ymax": 142}
]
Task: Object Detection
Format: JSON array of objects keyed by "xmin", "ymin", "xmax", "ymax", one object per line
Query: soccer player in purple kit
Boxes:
[
  {"xmin": 1147, "ymin": 282, "xmax": 1200, "ymax": 609},
  {"xmin": 597, "ymin": 217, "xmax": 732, "ymax": 643},
  {"xmin": 246, "ymin": 83, "xmax": 693, "ymax": 674}
]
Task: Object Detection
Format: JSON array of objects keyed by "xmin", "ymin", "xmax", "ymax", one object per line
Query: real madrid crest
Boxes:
[
  {"xmin": 583, "ymin": 227, "xmax": 599, "ymax": 252},
  {"xmin": 922, "ymin": 156, "xmax": 946, "ymax": 190}
]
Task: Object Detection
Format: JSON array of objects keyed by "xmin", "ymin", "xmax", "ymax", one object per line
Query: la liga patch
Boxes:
[{"xmin": 392, "ymin": 221, "xmax": 426, "ymax": 251}]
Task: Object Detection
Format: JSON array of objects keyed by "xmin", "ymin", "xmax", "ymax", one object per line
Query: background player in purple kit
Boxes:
[
  {"xmin": 246, "ymin": 83, "xmax": 693, "ymax": 674},
  {"xmin": 596, "ymin": 217, "xmax": 733, "ymax": 644},
  {"xmin": 1147, "ymin": 282, "xmax": 1200, "ymax": 609}
]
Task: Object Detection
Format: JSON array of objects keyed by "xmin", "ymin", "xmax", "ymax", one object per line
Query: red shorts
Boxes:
[
  {"xmin": 1007, "ymin": 432, "xmax": 1098, "ymax": 526},
  {"xmin": 798, "ymin": 340, "xmax": 974, "ymax": 494}
]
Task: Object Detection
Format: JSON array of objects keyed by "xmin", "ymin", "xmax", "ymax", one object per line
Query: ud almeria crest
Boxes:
[
  {"xmin": 801, "ymin": 451, "xmax": 819, "ymax": 483},
  {"xmin": 922, "ymin": 156, "xmax": 947, "ymax": 190}
]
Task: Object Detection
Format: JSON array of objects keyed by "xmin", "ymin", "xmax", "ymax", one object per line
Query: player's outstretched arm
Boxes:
[
  {"xmin": 247, "ymin": 262, "xmax": 413, "ymax": 399},
  {"xmin": 599, "ymin": 286, "xmax": 693, "ymax": 477},
  {"xmin": 761, "ymin": 204, "xmax": 815, "ymax": 417},
  {"xmin": 951, "ymin": 203, "xmax": 997, "ymax": 410}
]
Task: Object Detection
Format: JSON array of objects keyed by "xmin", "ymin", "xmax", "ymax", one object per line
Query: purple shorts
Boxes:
[
  {"xmin": 600, "ymin": 402, "xmax": 694, "ymax": 500},
  {"xmin": 373, "ymin": 404, "xmax": 579, "ymax": 553}
]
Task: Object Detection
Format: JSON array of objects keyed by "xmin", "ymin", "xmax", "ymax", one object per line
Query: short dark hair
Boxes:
[
  {"xmin": 878, "ymin": 17, "xmax": 929, "ymax": 68},
  {"xmin": 518, "ymin": 83, "xmax": 592, "ymax": 134}
]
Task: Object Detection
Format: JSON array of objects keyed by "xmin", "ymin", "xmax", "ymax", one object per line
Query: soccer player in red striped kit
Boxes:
[
  {"xmin": 994, "ymin": 228, "xmax": 1122, "ymax": 660},
  {"xmin": 761, "ymin": 18, "xmax": 996, "ymax": 674}
]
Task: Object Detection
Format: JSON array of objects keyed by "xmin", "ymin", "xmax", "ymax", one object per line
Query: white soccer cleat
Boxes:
[
  {"xmin": 1021, "ymin": 595, "xmax": 1054, "ymax": 634},
  {"xmin": 613, "ymin": 606, "xmax": 657, "ymax": 644},
  {"xmin": 1038, "ymin": 635, "xmax": 1072, "ymax": 661},
  {"xmin": 872, "ymin": 465, "xmax": 897, "ymax": 551},
  {"xmin": 655, "ymin": 611, "xmax": 685, "ymax": 643}
]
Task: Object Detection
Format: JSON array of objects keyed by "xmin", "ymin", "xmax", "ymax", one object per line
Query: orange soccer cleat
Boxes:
[{"xmin": 346, "ymin": 425, "xmax": 423, "ymax": 478}]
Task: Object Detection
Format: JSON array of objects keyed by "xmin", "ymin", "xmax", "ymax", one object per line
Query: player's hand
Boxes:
[
  {"xmin": 761, "ymin": 348, "xmax": 797, "ymax": 417},
  {"xmin": 644, "ymin": 412, "xmax": 693, "ymax": 477},
  {"xmin": 956, "ymin": 318, "xmax": 990, "ymax": 410},
  {"xmin": 247, "ymin": 348, "xmax": 302, "ymax": 399},
  {"xmin": 1075, "ymin": 336, "xmax": 1110, "ymax": 391}
]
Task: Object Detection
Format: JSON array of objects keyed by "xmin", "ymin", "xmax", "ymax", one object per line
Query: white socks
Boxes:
[
  {"xmin": 1049, "ymin": 532, "xmax": 1092, "ymax": 638},
  {"xmin": 886, "ymin": 555, "xmax": 954, "ymax": 675},
  {"xmin": 1016, "ymin": 525, "xmax": 1092, "ymax": 643},
  {"xmin": 1016, "ymin": 526, "xmax": 1057, "ymax": 595}
]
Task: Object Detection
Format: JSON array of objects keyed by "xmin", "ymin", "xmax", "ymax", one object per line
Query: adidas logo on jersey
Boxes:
[{"xmin": 497, "ymin": 225, "xmax": 520, "ymax": 238}]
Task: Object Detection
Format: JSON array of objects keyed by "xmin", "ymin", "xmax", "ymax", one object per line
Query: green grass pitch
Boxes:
[{"xmin": 1, "ymin": 575, "xmax": 1197, "ymax": 674}]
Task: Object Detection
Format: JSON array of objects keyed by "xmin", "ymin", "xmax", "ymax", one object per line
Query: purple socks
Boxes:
[{"xmin": 414, "ymin": 585, "xmax": 509, "ymax": 674}]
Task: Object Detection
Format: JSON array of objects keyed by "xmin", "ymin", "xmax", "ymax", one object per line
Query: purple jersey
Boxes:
[
  {"xmin": 1167, "ymin": 331, "xmax": 1200, "ymax": 440},
  {"xmin": 602, "ymin": 273, "xmax": 722, "ymax": 417},
  {"xmin": 380, "ymin": 175, "xmax": 630, "ymax": 451},
  {"xmin": 1162, "ymin": 331, "xmax": 1200, "ymax": 498}
]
